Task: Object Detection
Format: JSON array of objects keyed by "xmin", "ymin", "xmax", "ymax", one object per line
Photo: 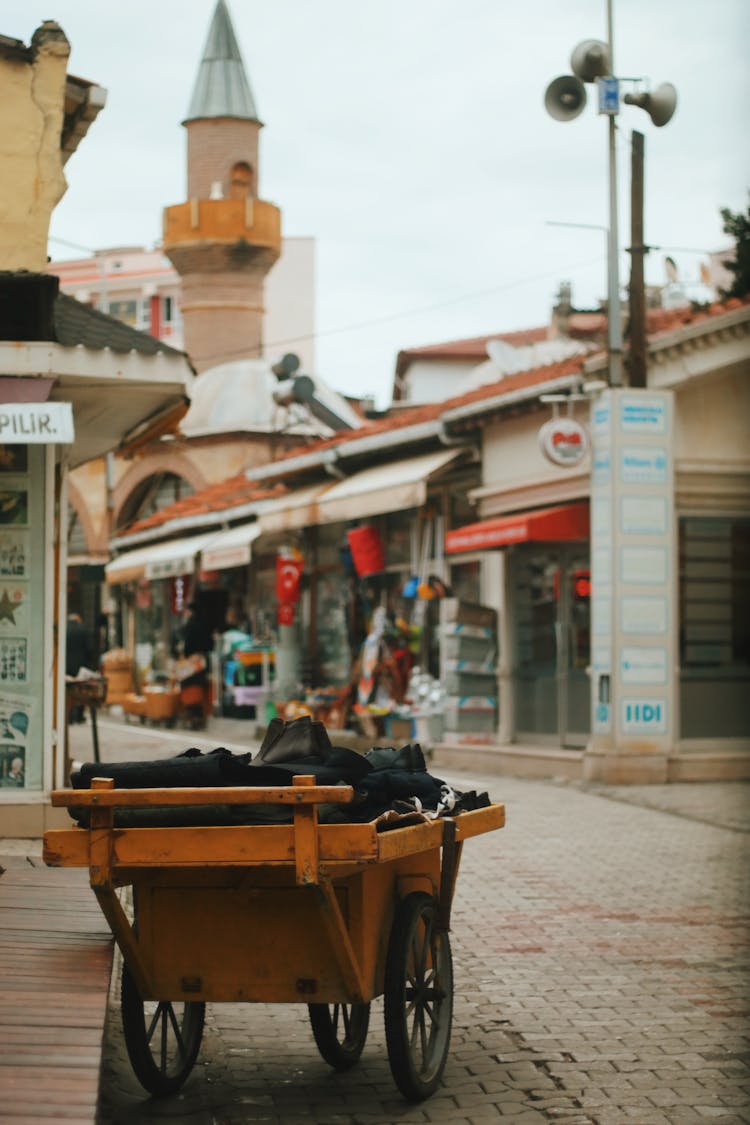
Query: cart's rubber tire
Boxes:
[
  {"xmin": 308, "ymin": 1001, "xmax": 370, "ymax": 1069},
  {"xmin": 384, "ymin": 891, "xmax": 453, "ymax": 1102},
  {"xmin": 120, "ymin": 964, "xmax": 205, "ymax": 1097}
]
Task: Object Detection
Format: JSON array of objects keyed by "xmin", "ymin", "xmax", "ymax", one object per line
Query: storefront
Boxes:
[
  {"xmin": 106, "ymin": 446, "xmax": 479, "ymax": 731},
  {"xmin": 446, "ymin": 501, "xmax": 591, "ymax": 751},
  {"xmin": 0, "ymin": 287, "xmax": 193, "ymax": 834},
  {"xmin": 440, "ymin": 302, "xmax": 750, "ymax": 781},
  {"xmin": 509, "ymin": 545, "xmax": 591, "ymax": 747},
  {"xmin": 0, "ymin": 434, "xmax": 61, "ymax": 797},
  {"xmin": 678, "ymin": 515, "xmax": 750, "ymax": 742}
]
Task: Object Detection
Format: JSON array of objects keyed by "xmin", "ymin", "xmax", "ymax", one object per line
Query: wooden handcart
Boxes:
[{"xmin": 43, "ymin": 775, "xmax": 504, "ymax": 1102}]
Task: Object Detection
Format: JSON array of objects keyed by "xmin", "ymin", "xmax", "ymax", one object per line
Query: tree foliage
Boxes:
[{"xmin": 719, "ymin": 195, "xmax": 750, "ymax": 298}]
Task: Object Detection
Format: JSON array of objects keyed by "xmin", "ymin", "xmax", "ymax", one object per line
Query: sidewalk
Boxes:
[{"xmin": 0, "ymin": 854, "xmax": 113, "ymax": 1124}]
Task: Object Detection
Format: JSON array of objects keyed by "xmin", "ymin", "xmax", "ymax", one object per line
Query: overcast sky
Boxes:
[{"xmin": 5, "ymin": 0, "xmax": 749, "ymax": 404}]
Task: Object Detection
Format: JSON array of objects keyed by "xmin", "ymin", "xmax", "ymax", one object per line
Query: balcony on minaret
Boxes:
[{"xmin": 162, "ymin": 197, "xmax": 281, "ymax": 274}]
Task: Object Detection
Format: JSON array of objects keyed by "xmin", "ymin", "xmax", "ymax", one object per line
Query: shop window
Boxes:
[
  {"xmin": 679, "ymin": 517, "xmax": 750, "ymax": 739},
  {"xmin": 107, "ymin": 299, "xmax": 138, "ymax": 327}
]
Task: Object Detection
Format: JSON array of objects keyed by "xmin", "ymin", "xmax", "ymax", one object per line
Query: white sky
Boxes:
[{"xmin": 5, "ymin": 0, "xmax": 749, "ymax": 405}]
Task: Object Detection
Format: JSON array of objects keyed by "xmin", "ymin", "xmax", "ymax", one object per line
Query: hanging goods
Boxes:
[{"xmin": 347, "ymin": 526, "xmax": 385, "ymax": 577}]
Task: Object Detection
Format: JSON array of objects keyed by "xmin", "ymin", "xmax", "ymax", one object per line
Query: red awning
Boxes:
[{"xmin": 446, "ymin": 501, "xmax": 590, "ymax": 554}]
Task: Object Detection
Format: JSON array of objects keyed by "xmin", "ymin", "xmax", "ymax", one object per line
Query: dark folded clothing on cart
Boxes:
[{"xmin": 68, "ymin": 714, "xmax": 490, "ymax": 829}]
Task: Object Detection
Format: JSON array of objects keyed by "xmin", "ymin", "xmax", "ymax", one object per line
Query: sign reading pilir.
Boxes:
[{"xmin": 0, "ymin": 403, "xmax": 74, "ymax": 444}]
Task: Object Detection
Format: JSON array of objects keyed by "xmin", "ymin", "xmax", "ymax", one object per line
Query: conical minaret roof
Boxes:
[{"xmin": 184, "ymin": 0, "xmax": 260, "ymax": 123}]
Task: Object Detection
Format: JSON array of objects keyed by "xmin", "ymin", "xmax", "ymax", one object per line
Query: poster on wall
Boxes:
[
  {"xmin": 0, "ymin": 582, "xmax": 29, "ymax": 633},
  {"xmin": 0, "ymin": 638, "xmax": 28, "ymax": 683},
  {"xmin": 0, "ymin": 531, "xmax": 29, "ymax": 578},
  {"xmin": 0, "ymin": 692, "xmax": 33, "ymax": 788},
  {"xmin": 0, "ymin": 489, "xmax": 29, "ymax": 527},
  {"xmin": 0, "ymin": 446, "xmax": 29, "ymax": 474}
]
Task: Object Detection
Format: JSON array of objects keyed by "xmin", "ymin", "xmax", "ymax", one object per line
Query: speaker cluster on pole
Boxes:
[{"xmin": 544, "ymin": 39, "xmax": 677, "ymax": 128}]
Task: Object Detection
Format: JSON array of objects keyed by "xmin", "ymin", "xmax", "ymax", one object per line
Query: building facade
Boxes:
[{"xmin": 0, "ymin": 18, "xmax": 193, "ymax": 835}]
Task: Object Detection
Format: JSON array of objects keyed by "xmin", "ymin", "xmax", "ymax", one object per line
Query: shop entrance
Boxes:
[{"xmin": 511, "ymin": 546, "xmax": 591, "ymax": 747}]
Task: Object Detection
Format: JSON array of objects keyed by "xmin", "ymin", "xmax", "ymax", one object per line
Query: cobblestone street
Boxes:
[{"xmin": 82, "ymin": 728, "xmax": 749, "ymax": 1125}]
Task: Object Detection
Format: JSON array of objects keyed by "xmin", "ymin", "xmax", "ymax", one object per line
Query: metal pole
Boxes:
[
  {"xmin": 628, "ymin": 130, "xmax": 647, "ymax": 387},
  {"xmin": 606, "ymin": 0, "xmax": 623, "ymax": 386}
]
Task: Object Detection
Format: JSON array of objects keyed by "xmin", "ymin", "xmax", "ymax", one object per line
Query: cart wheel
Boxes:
[
  {"xmin": 120, "ymin": 964, "xmax": 205, "ymax": 1096},
  {"xmin": 308, "ymin": 1002, "xmax": 370, "ymax": 1069},
  {"xmin": 384, "ymin": 891, "xmax": 453, "ymax": 1102}
]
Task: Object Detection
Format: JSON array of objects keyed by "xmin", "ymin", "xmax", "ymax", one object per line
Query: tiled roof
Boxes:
[
  {"xmin": 124, "ymin": 358, "xmax": 586, "ymax": 536},
  {"xmin": 122, "ymin": 296, "xmax": 749, "ymax": 538},
  {"xmin": 645, "ymin": 297, "xmax": 749, "ymax": 336},
  {"xmin": 53, "ymin": 293, "xmax": 187, "ymax": 358},
  {"xmin": 395, "ymin": 325, "xmax": 549, "ymax": 378},
  {"xmin": 122, "ymin": 478, "xmax": 286, "ymax": 535},
  {"xmin": 566, "ymin": 297, "xmax": 750, "ymax": 341}
]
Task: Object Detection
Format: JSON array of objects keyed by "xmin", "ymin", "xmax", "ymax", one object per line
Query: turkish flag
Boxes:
[
  {"xmin": 276, "ymin": 556, "xmax": 303, "ymax": 603},
  {"xmin": 277, "ymin": 602, "xmax": 295, "ymax": 626}
]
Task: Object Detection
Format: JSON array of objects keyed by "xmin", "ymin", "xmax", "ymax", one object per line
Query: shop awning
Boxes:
[
  {"xmin": 256, "ymin": 449, "xmax": 463, "ymax": 535},
  {"xmin": 446, "ymin": 501, "xmax": 590, "ymax": 554},
  {"xmin": 255, "ymin": 483, "xmax": 334, "ymax": 536},
  {"xmin": 200, "ymin": 523, "xmax": 261, "ymax": 571},
  {"xmin": 105, "ymin": 530, "xmax": 219, "ymax": 585},
  {"xmin": 315, "ymin": 448, "xmax": 464, "ymax": 525}
]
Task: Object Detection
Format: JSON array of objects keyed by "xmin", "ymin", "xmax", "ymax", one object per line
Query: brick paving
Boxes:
[{"xmin": 64, "ymin": 719, "xmax": 748, "ymax": 1125}]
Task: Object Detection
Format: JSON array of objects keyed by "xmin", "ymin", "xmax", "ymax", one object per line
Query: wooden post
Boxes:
[
  {"xmin": 292, "ymin": 774, "xmax": 319, "ymax": 886},
  {"xmin": 628, "ymin": 129, "xmax": 647, "ymax": 388}
]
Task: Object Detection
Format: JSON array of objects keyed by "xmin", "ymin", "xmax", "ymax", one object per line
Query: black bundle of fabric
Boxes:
[{"xmin": 68, "ymin": 715, "xmax": 490, "ymax": 828}]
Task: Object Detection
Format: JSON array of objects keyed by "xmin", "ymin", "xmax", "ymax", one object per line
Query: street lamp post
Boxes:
[
  {"xmin": 544, "ymin": 8, "xmax": 679, "ymax": 780},
  {"xmin": 544, "ymin": 1, "xmax": 677, "ymax": 387},
  {"xmin": 604, "ymin": 0, "xmax": 622, "ymax": 385}
]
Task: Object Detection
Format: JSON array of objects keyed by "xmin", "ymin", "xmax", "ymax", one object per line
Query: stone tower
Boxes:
[{"xmin": 163, "ymin": 0, "xmax": 281, "ymax": 372}]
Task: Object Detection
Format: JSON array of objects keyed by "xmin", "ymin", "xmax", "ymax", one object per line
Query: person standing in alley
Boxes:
[
  {"xmin": 176, "ymin": 600, "xmax": 214, "ymax": 730},
  {"xmin": 66, "ymin": 611, "xmax": 93, "ymax": 723}
]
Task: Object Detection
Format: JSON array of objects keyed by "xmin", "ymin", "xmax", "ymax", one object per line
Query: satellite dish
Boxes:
[
  {"xmin": 486, "ymin": 339, "xmax": 523, "ymax": 374},
  {"xmin": 271, "ymin": 352, "xmax": 301, "ymax": 379},
  {"xmin": 544, "ymin": 75, "xmax": 587, "ymax": 122}
]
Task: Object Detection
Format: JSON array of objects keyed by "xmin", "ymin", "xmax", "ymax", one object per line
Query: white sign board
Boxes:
[
  {"xmin": 620, "ymin": 396, "xmax": 667, "ymax": 434},
  {"xmin": 622, "ymin": 698, "xmax": 667, "ymax": 734},
  {"xmin": 621, "ymin": 547, "xmax": 667, "ymax": 584},
  {"xmin": 621, "ymin": 497, "xmax": 668, "ymax": 535},
  {"xmin": 621, "ymin": 646, "xmax": 667, "ymax": 684},
  {"xmin": 620, "ymin": 447, "xmax": 668, "ymax": 484},
  {"xmin": 620, "ymin": 596, "xmax": 668, "ymax": 635},
  {"xmin": 0, "ymin": 403, "xmax": 74, "ymax": 444}
]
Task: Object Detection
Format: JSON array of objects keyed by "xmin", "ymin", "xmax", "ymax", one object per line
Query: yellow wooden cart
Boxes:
[{"xmin": 44, "ymin": 775, "xmax": 504, "ymax": 1102}]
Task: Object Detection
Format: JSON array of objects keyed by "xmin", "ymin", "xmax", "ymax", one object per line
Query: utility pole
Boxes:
[{"xmin": 628, "ymin": 130, "xmax": 647, "ymax": 388}]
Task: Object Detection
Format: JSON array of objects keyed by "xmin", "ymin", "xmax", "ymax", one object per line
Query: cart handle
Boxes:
[{"xmin": 50, "ymin": 774, "xmax": 355, "ymax": 808}]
